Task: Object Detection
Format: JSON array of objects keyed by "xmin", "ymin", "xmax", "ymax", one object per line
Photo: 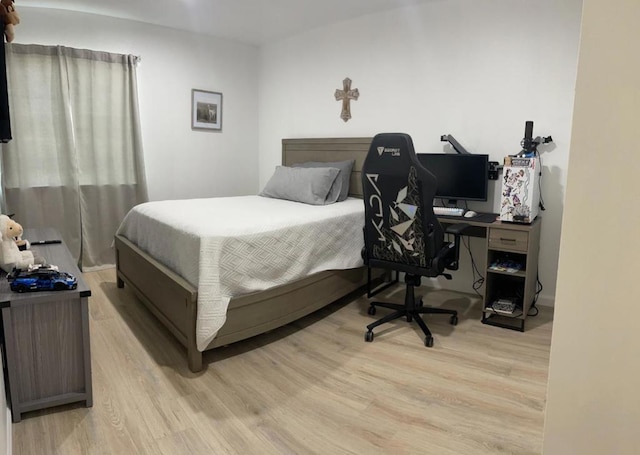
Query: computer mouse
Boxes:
[{"xmin": 464, "ymin": 210, "xmax": 478, "ymax": 218}]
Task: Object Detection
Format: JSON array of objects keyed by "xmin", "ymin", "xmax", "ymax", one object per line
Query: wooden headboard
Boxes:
[{"xmin": 282, "ymin": 137, "xmax": 372, "ymax": 198}]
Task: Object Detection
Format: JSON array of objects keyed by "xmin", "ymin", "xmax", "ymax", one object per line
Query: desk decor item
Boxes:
[
  {"xmin": 0, "ymin": 0, "xmax": 20, "ymax": 43},
  {"xmin": 192, "ymin": 89, "xmax": 222, "ymax": 131},
  {"xmin": 500, "ymin": 121, "xmax": 552, "ymax": 224},
  {"xmin": 334, "ymin": 77, "xmax": 359, "ymax": 122},
  {"xmin": 0, "ymin": 214, "xmax": 45, "ymax": 273},
  {"xmin": 7, "ymin": 263, "xmax": 77, "ymax": 292}
]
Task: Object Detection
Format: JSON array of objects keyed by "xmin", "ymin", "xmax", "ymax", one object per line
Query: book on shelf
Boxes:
[
  {"xmin": 489, "ymin": 299, "xmax": 518, "ymax": 315},
  {"xmin": 489, "ymin": 260, "xmax": 523, "ymax": 273}
]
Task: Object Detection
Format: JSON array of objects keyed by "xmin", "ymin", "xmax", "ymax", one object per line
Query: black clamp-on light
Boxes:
[{"xmin": 519, "ymin": 121, "xmax": 553, "ymax": 157}]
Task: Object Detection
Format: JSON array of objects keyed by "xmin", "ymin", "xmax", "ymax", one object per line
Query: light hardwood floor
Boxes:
[{"xmin": 12, "ymin": 268, "xmax": 553, "ymax": 454}]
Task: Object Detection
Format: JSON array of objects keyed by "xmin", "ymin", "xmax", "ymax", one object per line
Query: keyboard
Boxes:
[{"xmin": 433, "ymin": 207, "xmax": 465, "ymax": 216}]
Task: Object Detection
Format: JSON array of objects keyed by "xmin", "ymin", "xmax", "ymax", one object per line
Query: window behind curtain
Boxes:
[{"xmin": 1, "ymin": 44, "xmax": 148, "ymax": 270}]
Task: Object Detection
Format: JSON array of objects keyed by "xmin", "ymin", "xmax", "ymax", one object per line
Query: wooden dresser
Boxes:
[{"xmin": 0, "ymin": 228, "xmax": 92, "ymax": 423}]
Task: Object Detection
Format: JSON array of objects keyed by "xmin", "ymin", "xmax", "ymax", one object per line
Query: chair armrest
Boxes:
[{"xmin": 445, "ymin": 223, "xmax": 470, "ymax": 235}]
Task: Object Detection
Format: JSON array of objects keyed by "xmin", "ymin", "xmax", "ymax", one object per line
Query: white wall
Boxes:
[
  {"xmin": 1, "ymin": 354, "xmax": 9, "ymax": 455},
  {"xmin": 259, "ymin": 0, "xmax": 582, "ymax": 305},
  {"xmin": 15, "ymin": 8, "xmax": 260, "ymax": 202},
  {"xmin": 543, "ymin": 0, "xmax": 640, "ymax": 453},
  {"xmin": 12, "ymin": 4, "xmax": 584, "ymax": 305}
]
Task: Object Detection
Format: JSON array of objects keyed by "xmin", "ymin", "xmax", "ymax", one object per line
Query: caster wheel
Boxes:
[
  {"xmin": 450, "ymin": 315, "xmax": 458, "ymax": 326},
  {"xmin": 406, "ymin": 314, "xmax": 413, "ymax": 322},
  {"xmin": 418, "ymin": 298, "xmax": 424, "ymax": 308},
  {"xmin": 425, "ymin": 336, "xmax": 434, "ymax": 348},
  {"xmin": 365, "ymin": 331, "xmax": 374, "ymax": 342},
  {"xmin": 367, "ymin": 305, "xmax": 376, "ymax": 315}
]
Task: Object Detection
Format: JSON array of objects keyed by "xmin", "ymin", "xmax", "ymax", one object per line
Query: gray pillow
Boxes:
[
  {"xmin": 259, "ymin": 166, "xmax": 341, "ymax": 205},
  {"xmin": 293, "ymin": 160, "xmax": 355, "ymax": 202}
]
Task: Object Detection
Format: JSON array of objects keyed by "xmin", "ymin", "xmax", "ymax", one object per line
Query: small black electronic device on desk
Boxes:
[
  {"xmin": 17, "ymin": 239, "xmax": 61, "ymax": 251},
  {"xmin": 30, "ymin": 239, "xmax": 62, "ymax": 245}
]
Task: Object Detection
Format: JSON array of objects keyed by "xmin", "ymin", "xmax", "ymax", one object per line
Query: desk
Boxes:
[
  {"xmin": 0, "ymin": 228, "xmax": 92, "ymax": 422},
  {"xmin": 438, "ymin": 214, "xmax": 541, "ymax": 331}
]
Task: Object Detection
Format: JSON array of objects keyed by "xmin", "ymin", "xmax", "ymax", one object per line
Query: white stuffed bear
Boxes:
[{"xmin": 0, "ymin": 215, "xmax": 44, "ymax": 273}]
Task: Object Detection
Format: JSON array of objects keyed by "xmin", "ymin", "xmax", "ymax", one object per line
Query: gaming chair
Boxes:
[{"xmin": 361, "ymin": 133, "xmax": 468, "ymax": 347}]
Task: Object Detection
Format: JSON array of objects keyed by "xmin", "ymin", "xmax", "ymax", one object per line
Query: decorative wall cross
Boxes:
[{"xmin": 334, "ymin": 77, "xmax": 359, "ymax": 122}]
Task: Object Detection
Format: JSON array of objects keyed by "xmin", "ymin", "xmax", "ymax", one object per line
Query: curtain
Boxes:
[{"xmin": 1, "ymin": 44, "xmax": 148, "ymax": 270}]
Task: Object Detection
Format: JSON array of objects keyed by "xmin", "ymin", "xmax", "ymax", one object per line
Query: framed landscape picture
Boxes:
[{"xmin": 192, "ymin": 89, "xmax": 222, "ymax": 131}]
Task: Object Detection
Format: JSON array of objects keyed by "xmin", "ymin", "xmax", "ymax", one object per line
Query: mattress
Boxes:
[{"xmin": 116, "ymin": 195, "xmax": 365, "ymax": 350}]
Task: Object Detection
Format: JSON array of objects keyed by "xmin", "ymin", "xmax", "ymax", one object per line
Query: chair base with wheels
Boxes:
[{"xmin": 364, "ymin": 273, "xmax": 458, "ymax": 347}]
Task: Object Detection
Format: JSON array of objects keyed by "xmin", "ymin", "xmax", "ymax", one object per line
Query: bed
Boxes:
[{"xmin": 114, "ymin": 137, "xmax": 374, "ymax": 372}]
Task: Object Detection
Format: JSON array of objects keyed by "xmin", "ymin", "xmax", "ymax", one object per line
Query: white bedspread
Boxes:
[{"xmin": 116, "ymin": 196, "xmax": 365, "ymax": 350}]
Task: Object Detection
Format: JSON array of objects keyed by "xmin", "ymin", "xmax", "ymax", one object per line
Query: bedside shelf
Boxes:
[{"xmin": 482, "ymin": 219, "xmax": 541, "ymax": 332}]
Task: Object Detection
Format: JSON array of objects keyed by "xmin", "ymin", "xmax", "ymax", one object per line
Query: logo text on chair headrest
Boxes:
[
  {"xmin": 377, "ymin": 147, "xmax": 401, "ymax": 156},
  {"xmin": 365, "ymin": 173, "xmax": 385, "ymax": 242}
]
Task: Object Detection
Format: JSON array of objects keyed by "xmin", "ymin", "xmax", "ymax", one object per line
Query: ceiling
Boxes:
[{"xmin": 19, "ymin": 0, "xmax": 437, "ymax": 46}]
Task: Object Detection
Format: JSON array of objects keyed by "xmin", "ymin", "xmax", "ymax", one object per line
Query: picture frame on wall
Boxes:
[{"xmin": 191, "ymin": 89, "xmax": 222, "ymax": 131}]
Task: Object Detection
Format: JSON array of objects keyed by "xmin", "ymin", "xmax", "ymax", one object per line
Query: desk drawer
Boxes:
[{"xmin": 488, "ymin": 228, "xmax": 528, "ymax": 252}]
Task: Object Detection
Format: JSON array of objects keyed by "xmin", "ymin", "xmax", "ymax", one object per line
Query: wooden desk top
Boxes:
[
  {"xmin": 0, "ymin": 228, "xmax": 90, "ymax": 307},
  {"xmin": 438, "ymin": 213, "xmax": 541, "ymax": 232}
]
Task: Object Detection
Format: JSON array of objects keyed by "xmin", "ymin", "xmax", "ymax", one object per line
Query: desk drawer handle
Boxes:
[{"xmin": 499, "ymin": 237, "xmax": 517, "ymax": 242}]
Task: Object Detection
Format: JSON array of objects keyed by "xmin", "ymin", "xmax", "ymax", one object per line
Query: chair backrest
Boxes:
[{"xmin": 361, "ymin": 133, "xmax": 445, "ymax": 276}]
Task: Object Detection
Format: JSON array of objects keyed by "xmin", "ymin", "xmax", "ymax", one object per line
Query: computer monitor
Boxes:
[{"xmin": 417, "ymin": 153, "xmax": 489, "ymax": 202}]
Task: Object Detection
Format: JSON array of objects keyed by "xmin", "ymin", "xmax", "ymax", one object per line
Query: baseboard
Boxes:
[{"xmin": 536, "ymin": 295, "xmax": 555, "ymax": 307}]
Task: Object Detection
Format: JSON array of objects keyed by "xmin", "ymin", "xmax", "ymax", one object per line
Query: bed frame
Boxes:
[{"xmin": 115, "ymin": 137, "xmax": 373, "ymax": 372}]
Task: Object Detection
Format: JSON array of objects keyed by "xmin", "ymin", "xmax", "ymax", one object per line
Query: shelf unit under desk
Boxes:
[{"xmin": 437, "ymin": 215, "xmax": 541, "ymax": 332}]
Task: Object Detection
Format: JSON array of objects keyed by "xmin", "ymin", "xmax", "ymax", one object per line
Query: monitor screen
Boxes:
[{"xmin": 417, "ymin": 153, "xmax": 489, "ymax": 202}]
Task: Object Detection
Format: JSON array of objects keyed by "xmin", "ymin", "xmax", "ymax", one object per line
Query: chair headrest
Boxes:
[{"xmin": 365, "ymin": 133, "xmax": 419, "ymax": 173}]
